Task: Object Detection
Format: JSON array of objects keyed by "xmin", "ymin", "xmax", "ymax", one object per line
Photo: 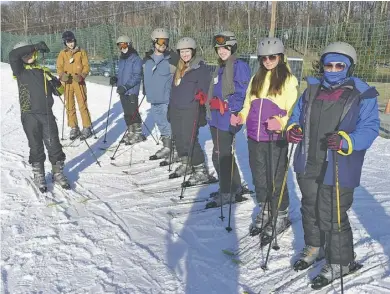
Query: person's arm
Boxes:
[
  {"xmin": 227, "ymin": 61, "xmax": 251, "ymax": 112},
  {"xmin": 80, "ymin": 49, "xmax": 90, "ymax": 78},
  {"xmin": 9, "ymin": 45, "xmax": 36, "ymax": 76},
  {"xmin": 124, "ymin": 56, "xmax": 143, "ymax": 89},
  {"xmin": 238, "ymin": 76, "xmax": 255, "ymax": 123}
]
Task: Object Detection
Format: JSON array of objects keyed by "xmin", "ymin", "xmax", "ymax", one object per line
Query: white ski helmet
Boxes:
[
  {"xmin": 116, "ymin": 35, "xmax": 131, "ymax": 45},
  {"xmin": 257, "ymin": 37, "xmax": 285, "ymax": 56},
  {"xmin": 151, "ymin": 28, "xmax": 169, "ymax": 41},
  {"xmin": 321, "ymin": 41, "xmax": 357, "ymax": 65},
  {"xmin": 13, "ymin": 40, "xmax": 32, "ymax": 49},
  {"xmin": 176, "ymin": 37, "xmax": 197, "ymax": 50}
]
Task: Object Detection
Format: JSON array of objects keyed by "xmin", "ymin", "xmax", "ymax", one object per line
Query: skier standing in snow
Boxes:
[
  {"xmin": 109, "ymin": 35, "xmax": 145, "ymax": 145},
  {"xmin": 286, "ymin": 42, "xmax": 379, "ymax": 288},
  {"xmin": 143, "ymin": 28, "xmax": 179, "ymax": 160},
  {"xmin": 9, "ymin": 41, "xmax": 70, "ymax": 191},
  {"xmin": 231, "ymin": 37, "xmax": 299, "ymax": 242},
  {"xmin": 57, "ymin": 31, "xmax": 93, "ymax": 140},
  {"xmin": 205, "ymin": 31, "xmax": 251, "ymax": 208},
  {"xmin": 167, "ymin": 37, "xmax": 212, "ymax": 184}
]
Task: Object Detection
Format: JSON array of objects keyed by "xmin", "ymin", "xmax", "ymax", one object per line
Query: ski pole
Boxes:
[
  {"xmin": 333, "ymin": 150, "xmax": 344, "ymax": 293},
  {"xmin": 82, "ymin": 136, "xmax": 101, "ymax": 167},
  {"xmin": 103, "ymin": 85, "xmax": 114, "ymax": 143},
  {"xmin": 61, "ymin": 83, "xmax": 67, "ymax": 140},
  {"xmin": 215, "ymin": 115, "xmax": 225, "ymax": 221},
  {"xmin": 225, "ymin": 135, "xmax": 237, "ymax": 232},
  {"xmin": 179, "ymin": 102, "xmax": 201, "ymax": 199},
  {"xmin": 261, "ymin": 132, "xmax": 276, "ymax": 270},
  {"xmin": 78, "ymin": 81, "xmax": 97, "ymax": 139},
  {"xmin": 168, "ymin": 138, "xmax": 175, "ymax": 172},
  {"xmin": 110, "ymin": 95, "xmax": 147, "ymax": 160}
]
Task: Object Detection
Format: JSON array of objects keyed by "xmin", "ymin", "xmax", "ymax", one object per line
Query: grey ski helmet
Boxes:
[
  {"xmin": 176, "ymin": 37, "xmax": 197, "ymax": 50},
  {"xmin": 257, "ymin": 37, "xmax": 285, "ymax": 56},
  {"xmin": 321, "ymin": 41, "xmax": 357, "ymax": 65},
  {"xmin": 151, "ymin": 28, "xmax": 169, "ymax": 41},
  {"xmin": 13, "ymin": 40, "xmax": 32, "ymax": 50},
  {"xmin": 213, "ymin": 31, "xmax": 237, "ymax": 54},
  {"xmin": 116, "ymin": 35, "xmax": 131, "ymax": 44}
]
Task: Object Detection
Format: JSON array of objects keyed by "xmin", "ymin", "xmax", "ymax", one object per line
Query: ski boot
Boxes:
[
  {"xmin": 149, "ymin": 136, "xmax": 171, "ymax": 160},
  {"xmin": 52, "ymin": 161, "xmax": 71, "ymax": 190},
  {"xmin": 126, "ymin": 123, "xmax": 146, "ymax": 145},
  {"xmin": 169, "ymin": 156, "xmax": 191, "ymax": 179},
  {"xmin": 206, "ymin": 187, "xmax": 246, "ymax": 209},
  {"xmin": 249, "ymin": 202, "xmax": 271, "ymax": 237},
  {"xmin": 160, "ymin": 145, "xmax": 180, "ymax": 167},
  {"xmin": 182, "ymin": 163, "xmax": 212, "ymax": 187},
  {"xmin": 69, "ymin": 127, "xmax": 80, "ymax": 140},
  {"xmin": 311, "ymin": 261, "xmax": 363, "ymax": 290},
  {"xmin": 122, "ymin": 124, "xmax": 134, "ymax": 144},
  {"xmin": 293, "ymin": 245, "xmax": 325, "ymax": 271},
  {"xmin": 261, "ymin": 208, "xmax": 292, "ymax": 247},
  {"xmin": 32, "ymin": 162, "xmax": 47, "ymax": 193},
  {"xmin": 80, "ymin": 126, "xmax": 92, "ymax": 140}
]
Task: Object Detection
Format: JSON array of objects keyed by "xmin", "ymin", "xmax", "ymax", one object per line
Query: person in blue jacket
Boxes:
[
  {"xmin": 286, "ymin": 42, "xmax": 380, "ymax": 287},
  {"xmin": 143, "ymin": 28, "xmax": 179, "ymax": 160},
  {"xmin": 205, "ymin": 31, "xmax": 251, "ymax": 208},
  {"xmin": 110, "ymin": 35, "xmax": 144, "ymax": 145}
]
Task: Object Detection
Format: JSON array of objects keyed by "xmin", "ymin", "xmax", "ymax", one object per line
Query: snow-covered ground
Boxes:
[{"xmin": 1, "ymin": 61, "xmax": 390, "ymax": 294}]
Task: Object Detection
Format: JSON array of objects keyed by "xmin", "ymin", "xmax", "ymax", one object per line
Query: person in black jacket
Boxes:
[
  {"xmin": 9, "ymin": 40, "xmax": 70, "ymax": 192},
  {"xmin": 167, "ymin": 37, "xmax": 212, "ymax": 185}
]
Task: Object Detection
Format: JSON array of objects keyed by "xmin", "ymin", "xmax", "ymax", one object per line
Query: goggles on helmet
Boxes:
[
  {"xmin": 213, "ymin": 35, "xmax": 235, "ymax": 46},
  {"xmin": 155, "ymin": 38, "xmax": 169, "ymax": 46},
  {"xmin": 117, "ymin": 42, "xmax": 129, "ymax": 50}
]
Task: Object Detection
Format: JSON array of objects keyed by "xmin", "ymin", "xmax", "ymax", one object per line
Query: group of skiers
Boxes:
[{"xmin": 10, "ymin": 27, "xmax": 380, "ymax": 289}]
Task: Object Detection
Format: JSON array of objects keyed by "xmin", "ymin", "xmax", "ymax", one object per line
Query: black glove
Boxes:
[
  {"xmin": 325, "ymin": 132, "xmax": 343, "ymax": 151},
  {"xmin": 109, "ymin": 76, "xmax": 118, "ymax": 86},
  {"xmin": 34, "ymin": 41, "xmax": 50, "ymax": 53},
  {"xmin": 116, "ymin": 85, "xmax": 127, "ymax": 95}
]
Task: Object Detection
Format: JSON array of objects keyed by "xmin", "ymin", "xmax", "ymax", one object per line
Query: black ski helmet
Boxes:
[{"xmin": 62, "ymin": 31, "xmax": 76, "ymax": 46}]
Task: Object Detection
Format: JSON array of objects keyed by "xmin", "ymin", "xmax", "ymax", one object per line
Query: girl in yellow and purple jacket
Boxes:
[{"xmin": 231, "ymin": 37, "xmax": 298, "ymax": 243}]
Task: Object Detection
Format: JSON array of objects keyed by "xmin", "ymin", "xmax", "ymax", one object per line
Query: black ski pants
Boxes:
[
  {"xmin": 297, "ymin": 169, "xmax": 354, "ymax": 265},
  {"xmin": 21, "ymin": 112, "xmax": 66, "ymax": 165},
  {"xmin": 169, "ymin": 106, "xmax": 205, "ymax": 166},
  {"xmin": 248, "ymin": 138, "xmax": 290, "ymax": 211},
  {"xmin": 120, "ymin": 94, "xmax": 141, "ymax": 126},
  {"xmin": 210, "ymin": 127, "xmax": 241, "ymax": 193}
]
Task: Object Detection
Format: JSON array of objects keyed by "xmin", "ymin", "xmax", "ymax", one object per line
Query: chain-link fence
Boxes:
[{"xmin": 2, "ymin": 19, "xmax": 389, "ymax": 106}]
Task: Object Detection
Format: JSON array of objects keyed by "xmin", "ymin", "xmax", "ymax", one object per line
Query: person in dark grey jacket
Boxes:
[
  {"xmin": 9, "ymin": 40, "xmax": 70, "ymax": 192},
  {"xmin": 167, "ymin": 37, "xmax": 212, "ymax": 184},
  {"xmin": 110, "ymin": 35, "xmax": 144, "ymax": 145}
]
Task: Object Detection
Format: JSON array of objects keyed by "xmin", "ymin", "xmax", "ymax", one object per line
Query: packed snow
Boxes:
[{"xmin": 1, "ymin": 62, "xmax": 390, "ymax": 293}]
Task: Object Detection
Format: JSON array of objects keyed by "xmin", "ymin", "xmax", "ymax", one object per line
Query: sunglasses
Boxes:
[
  {"xmin": 213, "ymin": 35, "xmax": 235, "ymax": 46},
  {"xmin": 260, "ymin": 55, "xmax": 279, "ymax": 62},
  {"xmin": 324, "ymin": 62, "xmax": 346, "ymax": 72},
  {"xmin": 155, "ymin": 38, "xmax": 168, "ymax": 46},
  {"xmin": 117, "ymin": 42, "xmax": 129, "ymax": 49}
]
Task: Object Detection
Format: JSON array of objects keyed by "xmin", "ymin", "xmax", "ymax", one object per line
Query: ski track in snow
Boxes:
[{"xmin": 1, "ymin": 62, "xmax": 390, "ymax": 293}]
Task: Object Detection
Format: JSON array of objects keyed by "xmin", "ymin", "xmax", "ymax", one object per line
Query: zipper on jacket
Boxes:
[{"xmin": 256, "ymin": 98, "xmax": 264, "ymax": 141}]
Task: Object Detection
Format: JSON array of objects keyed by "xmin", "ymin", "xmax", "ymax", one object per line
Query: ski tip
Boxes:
[{"xmin": 222, "ymin": 249, "xmax": 235, "ymax": 256}]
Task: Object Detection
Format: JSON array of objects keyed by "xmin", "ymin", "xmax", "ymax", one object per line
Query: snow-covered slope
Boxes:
[{"xmin": 1, "ymin": 62, "xmax": 389, "ymax": 293}]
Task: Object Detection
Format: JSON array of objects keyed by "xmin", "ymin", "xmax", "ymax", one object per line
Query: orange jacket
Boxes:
[{"xmin": 56, "ymin": 47, "xmax": 90, "ymax": 79}]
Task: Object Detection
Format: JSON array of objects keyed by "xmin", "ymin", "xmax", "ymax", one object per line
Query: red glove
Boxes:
[
  {"xmin": 195, "ymin": 90, "xmax": 207, "ymax": 105},
  {"xmin": 209, "ymin": 98, "xmax": 228, "ymax": 115},
  {"xmin": 325, "ymin": 132, "xmax": 343, "ymax": 151},
  {"xmin": 286, "ymin": 125, "xmax": 303, "ymax": 144},
  {"xmin": 265, "ymin": 117, "xmax": 282, "ymax": 131}
]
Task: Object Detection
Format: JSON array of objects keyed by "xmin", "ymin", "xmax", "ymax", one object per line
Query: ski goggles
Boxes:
[
  {"xmin": 323, "ymin": 62, "xmax": 346, "ymax": 72},
  {"xmin": 259, "ymin": 55, "xmax": 279, "ymax": 62},
  {"xmin": 117, "ymin": 42, "xmax": 129, "ymax": 50},
  {"xmin": 155, "ymin": 38, "xmax": 169, "ymax": 46},
  {"xmin": 213, "ymin": 35, "xmax": 235, "ymax": 46}
]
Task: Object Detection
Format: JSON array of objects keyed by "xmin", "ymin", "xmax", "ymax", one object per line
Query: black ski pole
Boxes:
[
  {"xmin": 261, "ymin": 132, "xmax": 276, "ymax": 270},
  {"xmin": 61, "ymin": 83, "xmax": 67, "ymax": 140},
  {"xmin": 333, "ymin": 150, "xmax": 344, "ymax": 293},
  {"xmin": 110, "ymin": 95, "xmax": 146, "ymax": 160},
  {"xmin": 103, "ymin": 85, "xmax": 114, "ymax": 143},
  {"xmin": 82, "ymin": 137, "xmax": 101, "ymax": 167},
  {"xmin": 78, "ymin": 81, "xmax": 97, "ymax": 139},
  {"xmin": 168, "ymin": 138, "xmax": 175, "ymax": 171},
  {"xmin": 215, "ymin": 115, "xmax": 225, "ymax": 221},
  {"xmin": 179, "ymin": 103, "xmax": 201, "ymax": 199},
  {"xmin": 225, "ymin": 135, "xmax": 237, "ymax": 232}
]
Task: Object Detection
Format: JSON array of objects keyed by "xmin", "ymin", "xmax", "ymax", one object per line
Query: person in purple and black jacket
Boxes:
[
  {"xmin": 286, "ymin": 42, "xmax": 380, "ymax": 288},
  {"xmin": 204, "ymin": 31, "xmax": 251, "ymax": 208},
  {"xmin": 231, "ymin": 37, "xmax": 299, "ymax": 241}
]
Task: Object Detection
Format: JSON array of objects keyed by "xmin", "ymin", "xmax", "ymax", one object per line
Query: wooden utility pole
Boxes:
[
  {"xmin": 269, "ymin": 1, "xmax": 277, "ymax": 37},
  {"xmin": 304, "ymin": 1, "xmax": 311, "ymax": 56}
]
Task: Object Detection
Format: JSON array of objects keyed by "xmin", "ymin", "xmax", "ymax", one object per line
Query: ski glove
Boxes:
[
  {"xmin": 325, "ymin": 132, "xmax": 343, "ymax": 151},
  {"xmin": 229, "ymin": 112, "xmax": 243, "ymax": 134},
  {"xmin": 230, "ymin": 114, "xmax": 242, "ymax": 126},
  {"xmin": 109, "ymin": 76, "xmax": 118, "ymax": 86},
  {"xmin": 195, "ymin": 90, "xmax": 207, "ymax": 105},
  {"xmin": 265, "ymin": 117, "xmax": 282, "ymax": 131},
  {"xmin": 34, "ymin": 41, "xmax": 50, "ymax": 53},
  {"xmin": 117, "ymin": 85, "xmax": 127, "ymax": 95},
  {"xmin": 73, "ymin": 74, "xmax": 84, "ymax": 83},
  {"xmin": 60, "ymin": 73, "xmax": 71, "ymax": 82},
  {"xmin": 286, "ymin": 125, "xmax": 303, "ymax": 144}
]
